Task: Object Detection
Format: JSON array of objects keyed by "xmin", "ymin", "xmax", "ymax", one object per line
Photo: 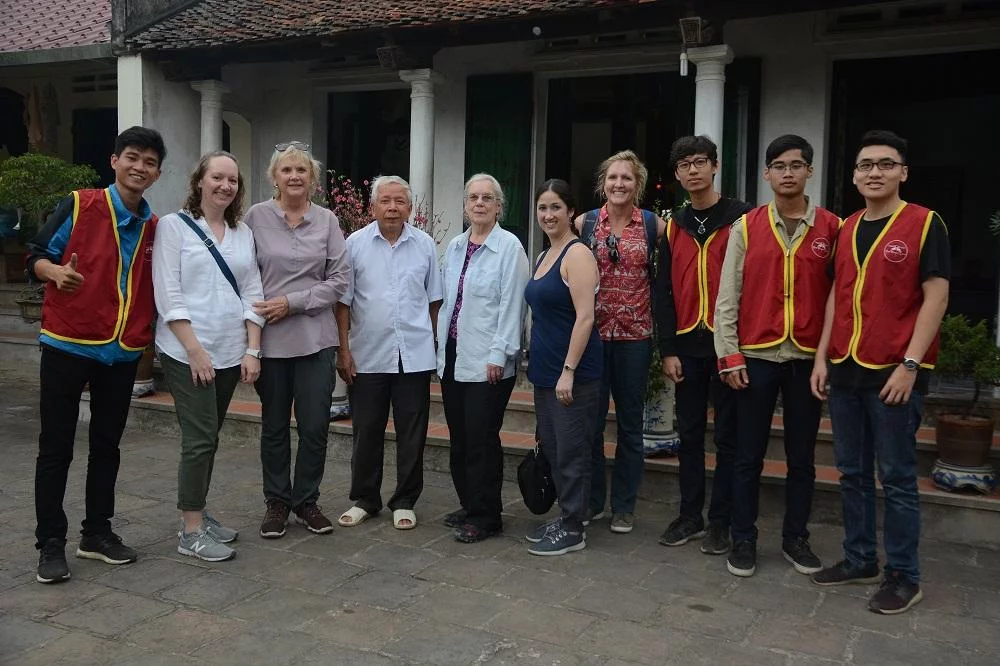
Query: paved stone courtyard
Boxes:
[{"xmin": 2, "ymin": 368, "xmax": 1000, "ymax": 665}]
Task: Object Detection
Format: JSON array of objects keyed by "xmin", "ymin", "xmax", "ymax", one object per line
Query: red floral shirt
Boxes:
[{"xmin": 593, "ymin": 205, "xmax": 653, "ymax": 341}]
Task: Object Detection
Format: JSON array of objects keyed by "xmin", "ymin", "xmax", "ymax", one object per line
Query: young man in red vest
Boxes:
[
  {"xmin": 655, "ymin": 135, "xmax": 752, "ymax": 554},
  {"xmin": 714, "ymin": 135, "xmax": 838, "ymax": 578},
  {"xmin": 810, "ymin": 130, "xmax": 949, "ymax": 614},
  {"xmin": 26, "ymin": 126, "xmax": 165, "ymax": 584}
]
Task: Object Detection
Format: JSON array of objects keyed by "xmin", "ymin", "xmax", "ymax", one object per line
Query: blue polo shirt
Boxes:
[{"xmin": 38, "ymin": 185, "xmax": 154, "ymax": 365}]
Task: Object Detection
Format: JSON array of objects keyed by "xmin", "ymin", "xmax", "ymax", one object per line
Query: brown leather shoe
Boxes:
[
  {"xmin": 294, "ymin": 503, "xmax": 334, "ymax": 534},
  {"xmin": 260, "ymin": 498, "xmax": 290, "ymax": 538}
]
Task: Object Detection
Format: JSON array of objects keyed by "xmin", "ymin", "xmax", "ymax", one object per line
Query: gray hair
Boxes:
[
  {"xmin": 370, "ymin": 175, "xmax": 413, "ymax": 207},
  {"xmin": 464, "ymin": 173, "xmax": 506, "ymax": 222}
]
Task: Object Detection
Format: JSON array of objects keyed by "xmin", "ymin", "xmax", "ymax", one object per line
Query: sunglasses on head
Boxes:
[{"xmin": 275, "ymin": 141, "xmax": 310, "ymax": 152}]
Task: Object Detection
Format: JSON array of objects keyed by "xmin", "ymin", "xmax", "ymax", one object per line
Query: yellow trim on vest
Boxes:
[{"xmin": 71, "ymin": 191, "xmax": 81, "ymax": 230}]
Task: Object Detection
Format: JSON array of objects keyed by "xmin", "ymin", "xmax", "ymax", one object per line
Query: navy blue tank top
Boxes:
[{"xmin": 524, "ymin": 240, "xmax": 602, "ymax": 388}]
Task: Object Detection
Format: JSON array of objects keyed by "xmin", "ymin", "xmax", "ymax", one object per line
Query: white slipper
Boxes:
[
  {"xmin": 393, "ymin": 509, "xmax": 417, "ymax": 530},
  {"xmin": 338, "ymin": 506, "xmax": 370, "ymax": 527}
]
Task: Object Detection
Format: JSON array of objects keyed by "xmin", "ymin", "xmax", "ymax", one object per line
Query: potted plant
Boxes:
[{"xmin": 931, "ymin": 314, "xmax": 1000, "ymax": 492}]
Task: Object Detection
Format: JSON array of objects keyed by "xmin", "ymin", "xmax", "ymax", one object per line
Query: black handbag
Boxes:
[{"xmin": 517, "ymin": 443, "xmax": 557, "ymax": 515}]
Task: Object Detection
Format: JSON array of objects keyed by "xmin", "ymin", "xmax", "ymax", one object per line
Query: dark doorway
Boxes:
[
  {"xmin": 72, "ymin": 107, "xmax": 117, "ymax": 186},
  {"xmin": 827, "ymin": 49, "xmax": 1000, "ymax": 327},
  {"xmin": 327, "ymin": 89, "xmax": 410, "ymax": 191},
  {"xmin": 0, "ymin": 88, "xmax": 29, "ymax": 157},
  {"xmin": 545, "ymin": 72, "xmax": 695, "ymax": 217}
]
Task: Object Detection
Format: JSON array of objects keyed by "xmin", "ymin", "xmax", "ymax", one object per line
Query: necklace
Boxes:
[{"xmin": 693, "ymin": 213, "xmax": 710, "ymax": 235}]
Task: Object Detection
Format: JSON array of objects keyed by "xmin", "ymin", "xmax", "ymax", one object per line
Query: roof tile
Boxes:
[{"xmin": 0, "ymin": 0, "xmax": 110, "ymax": 53}]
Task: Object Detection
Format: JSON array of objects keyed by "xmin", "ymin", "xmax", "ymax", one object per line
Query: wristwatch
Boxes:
[
  {"xmin": 902, "ymin": 357, "xmax": 919, "ymax": 372},
  {"xmin": 245, "ymin": 348, "xmax": 262, "ymax": 359},
  {"xmin": 563, "ymin": 364, "xmax": 575, "ymax": 373}
]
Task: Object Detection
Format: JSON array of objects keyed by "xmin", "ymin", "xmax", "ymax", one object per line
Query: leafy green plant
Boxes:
[
  {"xmin": 0, "ymin": 153, "xmax": 99, "ymax": 241},
  {"xmin": 935, "ymin": 314, "xmax": 1000, "ymax": 417},
  {"xmin": 988, "ymin": 209, "xmax": 1000, "ymax": 238}
]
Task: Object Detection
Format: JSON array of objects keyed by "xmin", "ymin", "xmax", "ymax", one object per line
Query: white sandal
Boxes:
[
  {"xmin": 392, "ymin": 509, "xmax": 417, "ymax": 530},
  {"xmin": 338, "ymin": 506, "xmax": 370, "ymax": 527}
]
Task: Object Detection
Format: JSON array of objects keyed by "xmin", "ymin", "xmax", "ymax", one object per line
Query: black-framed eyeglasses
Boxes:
[
  {"xmin": 275, "ymin": 141, "xmax": 310, "ymax": 152},
  {"xmin": 675, "ymin": 156, "xmax": 711, "ymax": 172},
  {"xmin": 606, "ymin": 234, "xmax": 620, "ymax": 263},
  {"xmin": 855, "ymin": 159, "xmax": 904, "ymax": 173},
  {"xmin": 767, "ymin": 160, "xmax": 809, "ymax": 173}
]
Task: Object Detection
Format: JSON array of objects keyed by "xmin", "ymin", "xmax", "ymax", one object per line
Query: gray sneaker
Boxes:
[
  {"xmin": 525, "ymin": 517, "xmax": 561, "ymax": 543},
  {"xmin": 176, "ymin": 512, "xmax": 239, "ymax": 544},
  {"xmin": 610, "ymin": 512, "xmax": 635, "ymax": 534},
  {"xmin": 178, "ymin": 529, "xmax": 235, "ymax": 562}
]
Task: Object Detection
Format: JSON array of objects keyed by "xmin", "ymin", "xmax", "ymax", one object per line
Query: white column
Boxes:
[
  {"xmin": 117, "ymin": 54, "xmax": 145, "ymax": 130},
  {"xmin": 688, "ymin": 44, "xmax": 734, "ymax": 165},
  {"xmin": 190, "ymin": 80, "xmax": 230, "ymax": 154},
  {"xmin": 399, "ymin": 69, "xmax": 436, "ymax": 216}
]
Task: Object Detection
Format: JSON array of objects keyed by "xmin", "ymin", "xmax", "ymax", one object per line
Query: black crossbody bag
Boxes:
[{"xmin": 177, "ymin": 212, "xmax": 240, "ymax": 297}]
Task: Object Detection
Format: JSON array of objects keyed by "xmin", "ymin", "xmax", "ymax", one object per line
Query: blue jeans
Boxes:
[
  {"xmin": 828, "ymin": 385, "xmax": 924, "ymax": 583},
  {"xmin": 590, "ymin": 338, "xmax": 651, "ymax": 515}
]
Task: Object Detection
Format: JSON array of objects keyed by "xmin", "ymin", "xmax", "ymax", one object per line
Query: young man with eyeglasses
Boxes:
[
  {"xmin": 809, "ymin": 130, "xmax": 949, "ymax": 614},
  {"xmin": 655, "ymin": 135, "xmax": 752, "ymax": 554},
  {"xmin": 713, "ymin": 135, "xmax": 839, "ymax": 578}
]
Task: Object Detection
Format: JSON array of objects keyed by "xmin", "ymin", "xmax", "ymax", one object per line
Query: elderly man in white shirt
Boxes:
[{"xmin": 335, "ymin": 175, "xmax": 443, "ymax": 531}]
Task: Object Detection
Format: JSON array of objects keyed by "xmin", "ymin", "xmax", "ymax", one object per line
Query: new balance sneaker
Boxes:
[
  {"xmin": 726, "ymin": 539, "xmax": 757, "ymax": 577},
  {"xmin": 260, "ymin": 498, "xmax": 290, "ymax": 538},
  {"xmin": 868, "ymin": 574, "xmax": 923, "ymax": 615},
  {"xmin": 783, "ymin": 537, "xmax": 823, "ymax": 575},
  {"xmin": 609, "ymin": 512, "xmax": 635, "ymax": 534},
  {"xmin": 525, "ymin": 517, "xmax": 561, "ymax": 544},
  {"xmin": 178, "ymin": 529, "xmax": 235, "ymax": 562},
  {"xmin": 700, "ymin": 522, "xmax": 732, "ymax": 555},
  {"xmin": 659, "ymin": 515, "xmax": 706, "ymax": 546},
  {"xmin": 528, "ymin": 526, "xmax": 586, "ymax": 556},
  {"xmin": 178, "ymin": 512, "xmax": 239, "ymax": 544},
  {"xmin": 443, "ymin": 509, "xmax": 468, "ymax": 529},
  {"xmin": 293, "ymin": 503, "xmax": 334, "ymax": 534},
  {"xmin": 76, "ymin": 532, "xmax": 137, "ymax": 565},
  {"xmin": 36, "ymin": 538, "xmax": 70, "ymax": 584},
  {"xmin": 810, "ymin": 559, "xmax": 882, "ymax": 587}
]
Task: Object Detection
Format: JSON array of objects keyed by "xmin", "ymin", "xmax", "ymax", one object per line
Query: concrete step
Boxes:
[
  {"xmin": 0, "ymin": 284, "xmax": 30, "ymax": 310},
  {"xmin": 111, "ymin": 391, "xmax": 1000, "ymax": 546},
  {"xmin": 0, "ymin": 307, "xmax": 43, "ymax": 335},
  {"xmin": 0, "ymin": 332, "xmax": 40, "ymax": 369}
]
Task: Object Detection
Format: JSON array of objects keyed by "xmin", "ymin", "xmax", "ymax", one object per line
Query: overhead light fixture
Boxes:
[{"xmin": 678, "ymin": 16, "xmax": 703, "ymax": 77}]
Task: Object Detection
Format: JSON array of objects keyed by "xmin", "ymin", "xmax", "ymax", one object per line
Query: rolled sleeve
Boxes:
[
  {"xmin": 239, "ymin": 228, "xmax": 267, "ymax": 328},
  {"xmin": 152, "ymin": 215, "xmax": 192, "ymax": 324}
]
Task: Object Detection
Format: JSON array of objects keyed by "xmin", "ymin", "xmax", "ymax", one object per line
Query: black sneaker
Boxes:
[
  {"xmin": 700, "ymin": 522, "xmax": 732, "ymax": 555},
  {"xmin": 443, "ymin": 509, "xmax": 468, "ymax": 529},
  {"xmin": 782, "ymin": 537, "xmax": 823, "ymax": 575},
  {"xmin": 36, "ymin": 538, "xmax": 70, "ymax": 584},
  {"xmin": 868, "ymin": 574, "xmax": 923, "ymax": 615},
  {"xmin": 293, "ymin": 504, "xmax": 334, "ymax": 534},
  {"xmin": 810, "ymin": 559, "xmax": 882, "ymax": 587},
  {"xmin": 76, "ymin": 532, "xmax": 137, "ymax": 565},
  {"xmin": 260, "ymin": 498, "xmax": 290, "ymax": 538},
  {"xmin": 659, "ymin": 515, "xmax": 706, "ymax": 547},
  {"xmin": 726, "ymin": 539, "xmax": 757, "ymax": 577},
  {"xmin": 454, "ymin": 523, "xmax": 502, "ymax": 543}
]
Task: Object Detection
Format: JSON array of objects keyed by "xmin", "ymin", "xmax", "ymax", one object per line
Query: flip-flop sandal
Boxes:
[
  {"xmin": 393, "ymin": 509, "xmax": 417, "ymax": 530},
  {"xmin": 338, "ymin": 506, "xmax": 370, "ymax": 527}
]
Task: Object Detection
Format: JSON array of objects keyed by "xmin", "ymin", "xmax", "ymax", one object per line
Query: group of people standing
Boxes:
[{"xmin": 27, "ymin": 123, "xmax": 947, "ymax": 617}]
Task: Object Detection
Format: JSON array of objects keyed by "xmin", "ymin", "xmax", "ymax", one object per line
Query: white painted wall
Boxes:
[{"xmin": 429, "ymin": 65, "xmax": 467, "ymax": 249}]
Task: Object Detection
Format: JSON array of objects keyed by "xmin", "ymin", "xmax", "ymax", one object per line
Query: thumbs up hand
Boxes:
[{"xmin": 53, "ymin": 252, "xmax": 85, "ymax": 292}]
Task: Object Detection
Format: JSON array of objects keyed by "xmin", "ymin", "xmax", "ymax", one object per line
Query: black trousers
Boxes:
[
  {"xmin": 35, "ymin": 345, "xmax": 139, "ymax": 548},
  {"xmin": 440, "ymin": 338, "xmax": 515, "ymax": 531},
  {"xmin": 674, "ymin": 355, "xmax": 738, "ymax": 527},
  {"xmin": 255, "ymin": 348, "xmax": 335, "ymax": 510},
  {"xmin": 731, "ymin": 357, "xmax": 821, "ymax": 543},
  {"xmin": 348, "ymin": 366, "xmax": 431, "ymax": 514}
]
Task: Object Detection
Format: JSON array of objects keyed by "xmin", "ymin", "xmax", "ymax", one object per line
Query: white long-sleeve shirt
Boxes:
[{"xmin": 152, "ymin": 211, "xmax": 266, "ymax": 369}]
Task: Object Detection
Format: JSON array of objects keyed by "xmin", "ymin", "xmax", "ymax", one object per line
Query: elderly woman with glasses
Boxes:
[
  {"xmin": 243, "ymin": 141, "xmax": 350, "ymax": 539},
  {"xmin": 574, "ymin": 149, "xmax": 666, "ymax": 536},
  {"xmin": 437, "ymin": 174, "xmax": 529, "ymax": 543}
]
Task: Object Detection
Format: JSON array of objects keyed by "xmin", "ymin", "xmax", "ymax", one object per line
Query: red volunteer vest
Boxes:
[
  {"xmin": 738, "ymin": 205, "xmax": 839, "ymax": 352},
  {"xmin": 827, "ymin": 202, "xmax": 939, "ymax": 369},
  {"xmin": 667, "ymin": 217, "xmax": 729, "ymax": 333},
  {"xmin": 40, "ymin": 189, "xmax": 157, "ymax": 352}
]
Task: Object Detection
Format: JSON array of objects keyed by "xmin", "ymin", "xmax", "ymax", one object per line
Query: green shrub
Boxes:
[
  {"xmin": 0, "ymin": 153, "xmax": 99, "ymax": 240},
  {"xmin": 935, "ymin": 314, "xmax": 1000, "ymax": 416}
]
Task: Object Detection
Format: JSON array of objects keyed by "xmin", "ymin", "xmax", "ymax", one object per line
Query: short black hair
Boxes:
[
  {"xmin": 669, "ymin": 135, "xmax": 718, "ymax": 169},
  {"xmin": 766, "ymin": 134, "xmax": 814, "ymax": 166},
  {"xmin": 535, "ymin": 178, "xmax": 577, "ymax": 216},
  {"xmin": 857, "ymin": 129, "xmax": 907, "ymax": 163},
  {"xmin": 114, "ymin": 126, "xmax": 166, "ymax": 166}
]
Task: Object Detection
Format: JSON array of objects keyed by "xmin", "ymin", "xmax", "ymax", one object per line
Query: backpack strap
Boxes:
[
  {"xmin": 582, "ymin": 209, "xmax": 600, "ymax": 255},
  {"xmin": 177, "ymin": 212, "xmax": 241, "ymax": 298},
  {"xmin": 641, "ymin": 208, "xmax": 657, "ymax": 284}
]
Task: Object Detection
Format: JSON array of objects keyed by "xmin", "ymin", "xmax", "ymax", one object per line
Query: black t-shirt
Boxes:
[
  {"xmin": 655, "ymin": 197, "xmax": 754, "ymax": 358},
  {"xmin": 828, "ymin": 211, "xmax": 951, "ymax": 391}
]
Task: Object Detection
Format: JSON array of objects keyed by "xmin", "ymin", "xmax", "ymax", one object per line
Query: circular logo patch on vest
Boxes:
[
  {"xmin": 884, "ymin": 240, "xmax": 909, "ymax": 263},
  {"xmin": 811, "ymin": 237, "xmax": 831, "ymax": 259}
]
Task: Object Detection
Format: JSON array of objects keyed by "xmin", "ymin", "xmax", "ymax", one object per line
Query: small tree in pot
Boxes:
[{"xmin": 933, "ymin": 314, "xmax": 1000, "ymax": 473}]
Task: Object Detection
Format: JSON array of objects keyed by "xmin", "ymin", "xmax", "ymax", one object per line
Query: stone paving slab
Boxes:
[{"xmin": 2, "ymin": 374, "xmax": 1000, "ymax": 665}]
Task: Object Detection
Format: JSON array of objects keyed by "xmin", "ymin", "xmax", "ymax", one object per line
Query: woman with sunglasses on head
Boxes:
[
  {"xmin": 524, "ymin": 179, "xmax": 602, "ymax": 555},
  {"xmin": 437, "ymin": 174, "xmax": 529, "ymax": 543},
  {"xmin": 243, "ymin": 141, "xmax": 350, "ymax": 539},
  {"xmin": 153, "ymin": 151, "xmax": 265, "ymax": 562},
  {"xmin": 574, "ymin": 150, "xmax": 666, "ymax": 536}
]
